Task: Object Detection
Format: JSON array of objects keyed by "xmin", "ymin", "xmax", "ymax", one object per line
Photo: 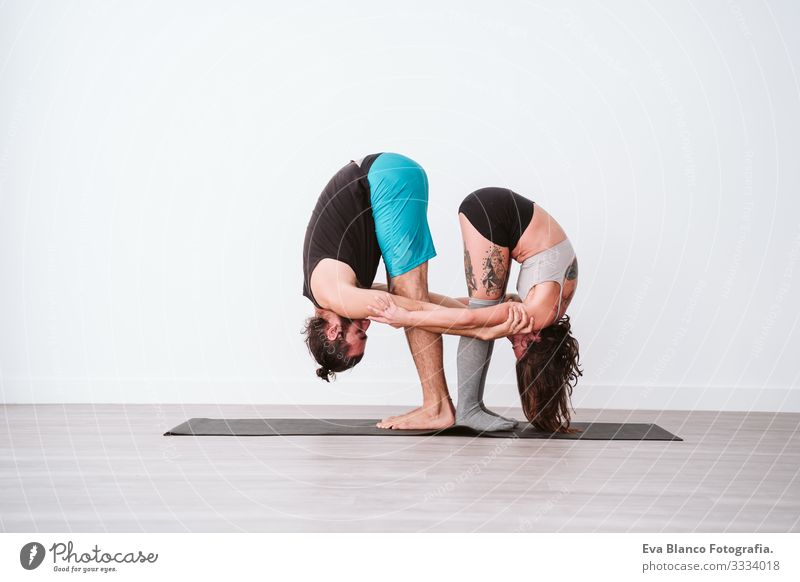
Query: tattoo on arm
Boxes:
[
  {"xmin": 464, "ymin": 247, "xmax": 478, "ymax": 296},
  {"xmin": 565, "ymin": 257, "xmax": 578, "ymax": 281}
]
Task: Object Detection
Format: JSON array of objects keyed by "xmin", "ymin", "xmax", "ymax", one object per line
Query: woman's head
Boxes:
[
  {"xmin": 302, "ymin": 310, "xmax": 370, "ymax": 381},
  {"xmin": 513, "ymin": 315, "xmax": 582, "ymax": 433}
]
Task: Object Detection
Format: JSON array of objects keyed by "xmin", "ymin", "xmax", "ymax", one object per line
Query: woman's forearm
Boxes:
[{"xmin": 416, "ymin": 325, "xmax": 488, "ymax": 339}]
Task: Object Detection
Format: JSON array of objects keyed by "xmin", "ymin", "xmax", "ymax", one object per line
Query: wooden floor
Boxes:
[{"xmin": 1, "ymin": 404, "xmax": 798, "ymax": 532}]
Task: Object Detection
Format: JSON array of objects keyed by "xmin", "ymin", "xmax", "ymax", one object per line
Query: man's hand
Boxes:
[
  {"xmin": 478, "ymin": 303, "xmax": 533, "ymax": 340},
  {"xmin": 367, "ymin": 294, "xmax": 412, "ymax": 328}
]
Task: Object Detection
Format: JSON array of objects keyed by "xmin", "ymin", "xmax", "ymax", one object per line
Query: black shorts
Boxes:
[{"xmin": 458, "ymin": 187, "xmax": 535, "ymax": 250}]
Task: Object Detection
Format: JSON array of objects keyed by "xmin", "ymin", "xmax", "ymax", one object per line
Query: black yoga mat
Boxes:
[{"xmin": 164, "ymin": 418, "xmax": 682, "ymax": 441}]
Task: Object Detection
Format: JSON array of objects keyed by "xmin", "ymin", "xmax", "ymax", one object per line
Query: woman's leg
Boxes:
[
  {"xmin": 455, "ymin": 213, "xmax": 518, "ymax": 431},
  {"xmin": 460, "ymin": 212, "xmax": 510, "ymax": 300}
]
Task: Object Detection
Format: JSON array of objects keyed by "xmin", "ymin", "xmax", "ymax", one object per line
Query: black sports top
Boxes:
[
  {"xmin": 458, "ymin": 187, "xmax": 535, "ymax": 251},
  {"xmin": 302, "ymin": 154, "xmax": 381, "ymax": 308}
]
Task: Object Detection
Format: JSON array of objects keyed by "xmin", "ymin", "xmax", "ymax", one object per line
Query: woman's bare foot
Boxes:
[{"xmin": 376, "ymin": 401, "xmax": 456, "ymax": 430}]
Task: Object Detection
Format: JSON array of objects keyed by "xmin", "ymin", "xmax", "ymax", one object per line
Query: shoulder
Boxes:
[{"xmin": 309, "ymin": 259, "xmax": 358, "ymax": 307}]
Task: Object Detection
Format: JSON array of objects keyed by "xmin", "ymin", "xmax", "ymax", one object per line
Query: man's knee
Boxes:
[{"xmin": 389, "ymin": 262, "xmax": 430, "ymax": 300}]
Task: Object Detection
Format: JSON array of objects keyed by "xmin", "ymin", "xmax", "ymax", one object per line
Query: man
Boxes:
[{"xmin": 301, "ymin": 152, "xmax": 455, "ymax": 430}]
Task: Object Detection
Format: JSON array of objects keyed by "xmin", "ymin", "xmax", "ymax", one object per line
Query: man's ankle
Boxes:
[{"xmin": 421, "ymin": 398, "xmax": 454, "ymax": 415}]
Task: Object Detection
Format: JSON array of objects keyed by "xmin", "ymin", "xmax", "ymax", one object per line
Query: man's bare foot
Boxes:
[
  {"xmin": 379, "ymin": 406, "xmax": 422, "ymax": 425},
  {"xmin": 376, "ymin": 401, "xmax": 455, "ymax": 430}
]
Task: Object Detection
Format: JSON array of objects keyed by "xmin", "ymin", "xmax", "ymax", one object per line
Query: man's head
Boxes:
[{"xmin": 302, "ymin": 309, "xmax": 371, "ymax": 381}]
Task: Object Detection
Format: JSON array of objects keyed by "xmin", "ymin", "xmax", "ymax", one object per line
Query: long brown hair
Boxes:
[
  {"xmin": 302, "ymin": 316, "xmax": 363, "ymax": 381},
  {"xmin": 515, "ymin": 315, "xmax": 582, "ymax": 433}
]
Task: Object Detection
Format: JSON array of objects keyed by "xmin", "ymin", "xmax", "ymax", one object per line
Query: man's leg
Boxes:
[
  {"xmin": 365, "ymin": 153, "xmax": 451, "ymax": 429},
  {"xmin": 376, "ymin": 261, "xmax": 455, "ymax": 430}
]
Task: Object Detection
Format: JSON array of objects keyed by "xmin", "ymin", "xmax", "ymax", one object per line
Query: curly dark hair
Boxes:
[
  {"xmin": 515, "ymin": 315, "xmax": 582, "ymax": 433},
  {"xmin": 302, "ymin": 315, "xmax": 364, "ymax": 382}
]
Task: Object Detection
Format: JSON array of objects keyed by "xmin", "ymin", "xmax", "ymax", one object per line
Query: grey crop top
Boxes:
[{"xmin": 516, "ymin": 238, "xmax": 578, "ymax": 319}]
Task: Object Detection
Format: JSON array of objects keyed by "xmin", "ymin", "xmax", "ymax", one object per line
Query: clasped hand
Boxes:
[{"xmin": 367, "ymin": 295, "xmax": 534, "ymax": 339}]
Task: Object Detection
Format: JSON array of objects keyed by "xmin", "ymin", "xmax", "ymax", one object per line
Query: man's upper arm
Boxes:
[
  {"xmin": 326, "ymin": 285, "xmax": 441, "ymax": 319},
  {"xmin": 325, "ymin": 287, "xmax": 392, "ymax": 319}
]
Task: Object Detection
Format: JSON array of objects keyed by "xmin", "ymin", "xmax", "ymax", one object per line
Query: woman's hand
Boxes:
[
  {"xmin": 479, "ymin": 303, "xmax": 532, "ymax": 340},
  {"xmin": 367, "ymin": 294, "xmax": 413, "ymax": 328}
]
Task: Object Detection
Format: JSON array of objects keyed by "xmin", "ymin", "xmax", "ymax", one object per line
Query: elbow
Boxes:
[{"xmin": 475, "ymin": 329, "xmax": 491, "ymax": 341}]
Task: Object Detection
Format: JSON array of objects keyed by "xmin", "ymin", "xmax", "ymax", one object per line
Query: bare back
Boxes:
[{"xmin": 511, "ymin": 203, "xmax": 568, "ymax": 263}]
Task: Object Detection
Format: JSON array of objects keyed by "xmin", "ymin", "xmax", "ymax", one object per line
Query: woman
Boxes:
[{"xmin": 368, "ymin": 187, "xmax": 582, "ymax": 433}]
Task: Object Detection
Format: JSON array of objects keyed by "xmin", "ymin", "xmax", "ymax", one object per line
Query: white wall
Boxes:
[{"xmin": 1, "ymin": 0, "xmax": 799, "ymax": 412}]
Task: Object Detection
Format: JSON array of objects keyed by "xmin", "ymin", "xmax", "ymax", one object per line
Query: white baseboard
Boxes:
[{"xmin": 1, "ymin": 378, "xmax": 798, "ymax": 413}]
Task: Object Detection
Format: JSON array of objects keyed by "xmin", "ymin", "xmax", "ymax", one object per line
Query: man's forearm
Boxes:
[
  {"xmin": 426, "ymin": 291, "xmax": 469, "ymax": 309},
  {"xmin": 403, "ymin": 307, "xmax": 477, "ymax": 330},
  {"xmin": 407, "ymin": 301, "xmax": 514, "ymax": 330},
  {"xmin": 377, "ymin": 283, "xmax": 466, "ymax": 310},
  {"xmin": 390, "ymin": 292, "xmax": 467, "ymax": 311}
]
